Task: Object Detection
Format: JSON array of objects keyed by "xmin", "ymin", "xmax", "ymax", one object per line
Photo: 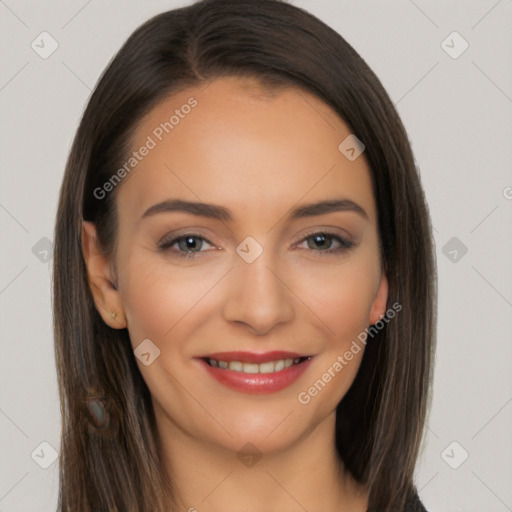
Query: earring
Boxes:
[{"xmin": 110, "ymin": 311, "xmax": 118, "ymax": 319}]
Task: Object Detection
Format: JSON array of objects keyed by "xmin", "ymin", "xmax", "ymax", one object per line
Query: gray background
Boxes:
[{"xmin": 1, "ymin": 1, "xmax": 511, "ymax": 511}]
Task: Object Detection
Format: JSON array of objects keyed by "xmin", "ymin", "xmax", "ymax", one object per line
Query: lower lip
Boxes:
[{"xmin": 197, "ymin": 358, "xmax": 314, "ymax": 394}]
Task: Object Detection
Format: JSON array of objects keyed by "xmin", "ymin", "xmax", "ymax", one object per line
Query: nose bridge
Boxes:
[{"xmin": 222, "ymin": 241, "xmax": 294, "ymax": 334}]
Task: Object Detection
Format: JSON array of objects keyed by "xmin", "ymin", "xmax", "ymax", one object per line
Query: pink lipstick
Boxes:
[{"xmin": 196, "ymin": 351, "xmax": 313, "ymax": 394}]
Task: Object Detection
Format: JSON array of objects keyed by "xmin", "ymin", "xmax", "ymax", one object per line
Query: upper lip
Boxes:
[{"xmin": 199, "ymin": 351, "xmax": 311, "ymax": 363}]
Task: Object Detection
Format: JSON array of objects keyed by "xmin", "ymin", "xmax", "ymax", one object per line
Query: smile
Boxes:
[
  {"xmin": 197, "ymin": 351, "xmax": 314, "ymax": 394},
  {"xmin": 206, "ymin": 357, "xmax": 310, "ymax": 373}
]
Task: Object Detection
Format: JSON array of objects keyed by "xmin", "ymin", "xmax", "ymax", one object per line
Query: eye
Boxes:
[
  {"xmin": 297, "ymin": 231, "xmax": 354, "ymax": 255},
  {"xmin": 158, "ymin": 230, "xmax": 355, "ymax": 259},
  {"xmin": 158, "ymin": 233, "xmax": 214, "ymax": 259}
]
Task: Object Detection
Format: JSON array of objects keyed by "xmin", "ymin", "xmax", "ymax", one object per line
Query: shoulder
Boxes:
[
  {"xmin": 404, "ymin": 491, "xmax": 428, "ymax": 512},
  {"xmin": 366, "ymin": 492, "xmax": 428, "ymax": 512}
]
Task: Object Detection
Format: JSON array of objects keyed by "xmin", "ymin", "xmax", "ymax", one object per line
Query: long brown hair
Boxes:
[{"xmin": 53, "ymin": 0, "xmax": 437, "ymax": 510}]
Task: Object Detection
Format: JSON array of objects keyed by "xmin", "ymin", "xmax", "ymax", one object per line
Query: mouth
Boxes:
[
  {"xmin": 203, "ymin": 356, "xmax": 311, "ymax": 374},
  {"xmin": 196, "ymin": 351, "xmax": 314, "ymax": 394}
]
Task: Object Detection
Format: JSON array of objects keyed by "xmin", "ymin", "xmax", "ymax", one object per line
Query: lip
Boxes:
[
  {"xmin": 200, "ymin": 350, "xmax": 308, "ymax": 363},
  {"xmin": 196, "ymin": 351, "xmax": 314, "ymax": 394}
]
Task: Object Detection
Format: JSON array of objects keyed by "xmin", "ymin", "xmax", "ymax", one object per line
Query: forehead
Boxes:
[{"xmin": 116, "ymin": 76, "xmax": 376, "ymax": 228}]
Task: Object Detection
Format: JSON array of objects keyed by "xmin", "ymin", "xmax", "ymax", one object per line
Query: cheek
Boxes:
[
  {"xmin": 118, "ymin": 253, "xmax": 222, "ymax": 348},
  {"xmin": 293, "ymin": 267, "xmax": 375, "ymax": 410},
  {"xmin": 292, "ymin": 257, "xmax": 380, "ymax": 342}
]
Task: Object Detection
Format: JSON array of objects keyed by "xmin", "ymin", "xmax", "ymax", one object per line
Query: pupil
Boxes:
[
  {"xmin": 312, "ymin": 234, "xmax": 330, "ymax": 249},
  {"xmin": 181, "ymin": 237, "xmax": 200, "ymax": 251}
]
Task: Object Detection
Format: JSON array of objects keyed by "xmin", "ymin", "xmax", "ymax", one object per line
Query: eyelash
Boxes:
[{"xmin": 157, "ymin": 231, "xmax": 355, "ymax": 259}]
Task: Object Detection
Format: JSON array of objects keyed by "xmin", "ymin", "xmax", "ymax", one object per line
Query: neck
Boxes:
[{"xmin": 154, "ymin": 403, "xmax": 368, "ymax": 512}]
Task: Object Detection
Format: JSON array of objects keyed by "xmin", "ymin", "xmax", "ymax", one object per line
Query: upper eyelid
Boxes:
[
  {"xmin": 158, "ymin": 230, "xmax": 353, "ymax": 250},
  {"xmin": 156, "ymin": 217, "xmax": 357, "ymax": 242},
  {"xmin": 158, "ymin": 231, "xmax": 214, "ymax": 247},
  {"xmin": 296, "ymin": 227, "xmax": 353, "ymax": 243}
]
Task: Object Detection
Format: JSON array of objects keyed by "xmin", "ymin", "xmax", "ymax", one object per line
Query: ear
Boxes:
[
  {"xmin": 369, "ymin": 271, "xmax": 388, "ymax": 326},
  {"xmin": 81, "ymin": 220, "xmax": 127, "ymax": 329}
]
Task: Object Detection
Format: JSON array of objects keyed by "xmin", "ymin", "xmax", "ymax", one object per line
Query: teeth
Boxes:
[
  {"xmin": 259, "ymin": 361, "xmax": 275, "ymax": 374},
  {"xmin": 274, "ymin": 360, "xmax": 284, "ymax": 371},
  {"xmin": 243, "ymin": 362, "xmax": 259, "ymax": 373},
  {"xmin": 229, "ymin": 361, "xmax": 243, "ymax": 372},
  {"xmin": 207, "ymin": 357, "xmax": 305, "ymax": 373}
]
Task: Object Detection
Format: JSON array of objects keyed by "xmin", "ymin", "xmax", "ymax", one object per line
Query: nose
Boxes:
[{"xmin": 222, "ymin": 250, "xmax": 295, "ymax": 336}]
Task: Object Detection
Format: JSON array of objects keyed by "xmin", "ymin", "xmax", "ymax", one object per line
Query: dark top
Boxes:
[
  {"xmin": 403, "ymin": 492, "xmax": 428, "ymax": 512},
  {"xmin": 366, "ymin": 491, "xmax": 428, "ymax": 511}
]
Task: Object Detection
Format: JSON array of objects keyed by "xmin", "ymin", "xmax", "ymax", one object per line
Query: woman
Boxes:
[{"xmin": 53, "ymin": 0, "xmax": 437, "ymax": 510}]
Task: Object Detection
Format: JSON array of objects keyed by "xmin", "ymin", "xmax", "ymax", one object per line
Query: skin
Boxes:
[{"xmin": 82, "ymin": 75, "xmax": 388, "ymax": 512}]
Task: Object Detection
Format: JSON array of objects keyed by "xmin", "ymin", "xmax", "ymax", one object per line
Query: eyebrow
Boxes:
[{"xmin": 141, "ymin": 198, "xmax": 369, "ymax": 222}]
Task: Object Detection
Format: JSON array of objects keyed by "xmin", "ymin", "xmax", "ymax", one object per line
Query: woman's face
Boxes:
[{"xmin": 85, "ymin": 76, "xmax": 388, "ymax": 454}]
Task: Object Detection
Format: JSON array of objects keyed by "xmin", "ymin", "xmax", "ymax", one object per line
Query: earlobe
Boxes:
[
  {"xmin": 369, "ymin": 272, "xmax": 389, "ymax": 326},
  {"xmin": 81, "ymin": 220, "xmax": 127, "ymax": 329}
]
